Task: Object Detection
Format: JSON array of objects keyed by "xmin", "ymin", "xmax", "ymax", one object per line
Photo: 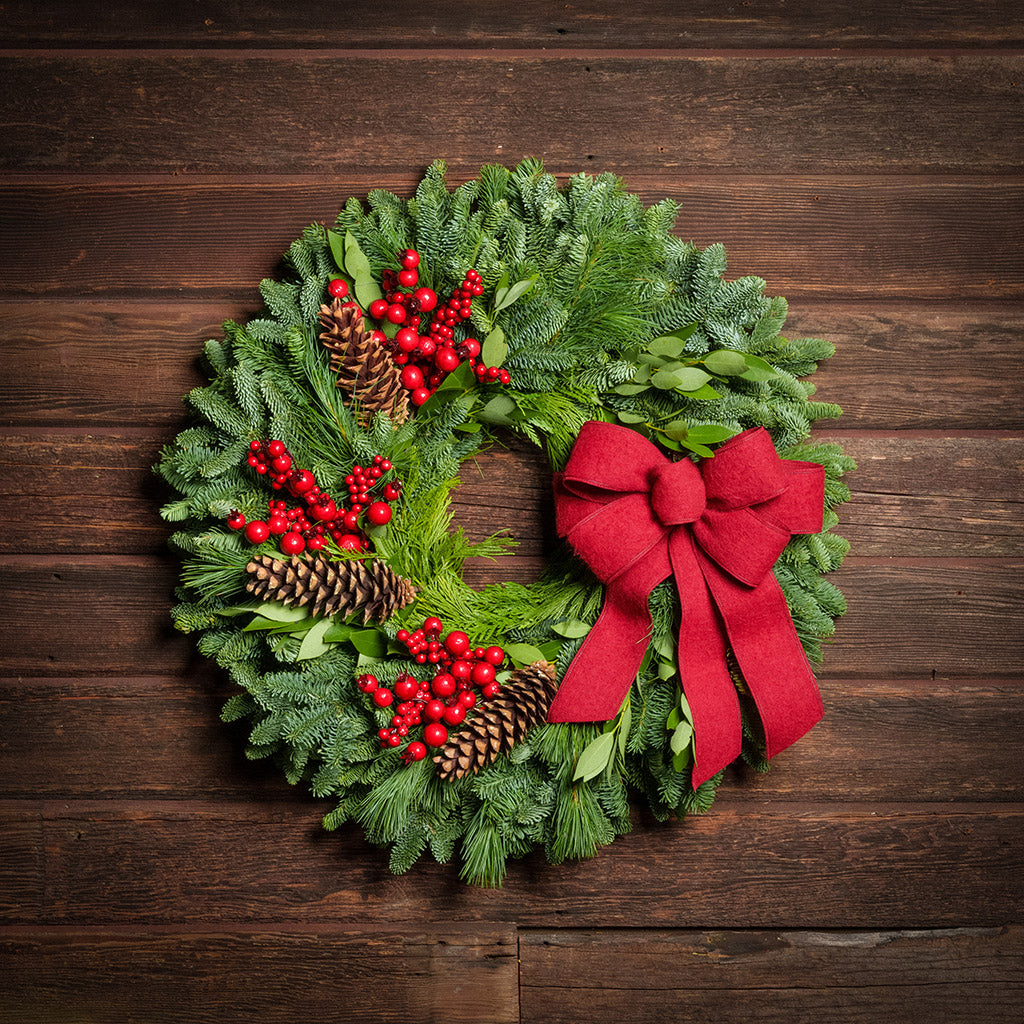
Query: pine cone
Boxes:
[
  {"xmin": 434, "ymin": 661, "xmax": 558, "ymax": 781},
  {"xmin": 318, "ymin": 300, "xmax": 409, "ymax": 426},
  {"xmin": 245, "ymin": 554, "xmax": 416, "ymax": 623}
]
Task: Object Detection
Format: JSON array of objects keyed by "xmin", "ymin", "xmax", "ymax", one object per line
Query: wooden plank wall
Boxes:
[{"xmin": 1, "ymin": 4, "xmax": 1022, "ymax": 1021}]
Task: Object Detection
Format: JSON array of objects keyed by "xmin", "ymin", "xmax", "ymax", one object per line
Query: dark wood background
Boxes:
[{"xmin": 1, "ymin": 4, "xmax": 1022, "ymax": 1021}]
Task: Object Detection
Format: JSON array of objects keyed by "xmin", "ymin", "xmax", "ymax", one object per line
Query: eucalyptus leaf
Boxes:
[
  {"xmin": 633, "ymin": 364, "xmax": 652, "ymax": 384},
  {"xmin": 703, "ymin": 349, "xmax": 748, "ymax": 376},
  {"xmin": 668, "ymin": 322, "xmax": 699, "ymax": 342},
  {"xmin": 481, "ymin": 326, "xmax": 508, "ymax": 367},
  {"xmin": 666, "ymin": 706, "xmax": 682, "ymax": 731},
  {"xmin": 323, "ymin": 622, "xmax": 356, "ymax": 642},
  {"xmin": 647, "ymin": 336, "xmax": 686, "ymax": 359},
  {"xmin": 672, "ymin": 746, "xmax": 693, "ymax": 772},
  {"xmin": 478, "ymin": 394, "xmax": 517, "ymax": 426},
  {"xmin": 741, "ymin": 352, "xmax": 780, "ymax": 380},
  {"xmin": 493, "ymin": 275, "xmax": 537, "ymax": 312},
  {"xmin": 344, "ymin": 231, "xmax": 383, "ymax": 308},
  {"xmin": 616, "ymin": 411, "xmax": 646, "ymax": 424},
  {"xmin": 538, "ymin": 640, "xmax": 563, "ymax": 660},
  {"xmin": 613, "ymin": 383, "xmax": 650, "ymax": 397},
  {"xmin": 216, "ymin": 602, "xmax": 266, "ymax": 618},
  {"xmin": 552, "ymin": 619, "xmax": 591, "ymax": 638},
  {"xmin": 672, "ymin": 367, "xmax": 713, "ymax": 392},
  {"xmin": 664, "ymin": 420, "xmax": 690, "ymax": 441},
  {"xmin": 326, "ymin": 229, "xmax": 347, "ymax": 272},
  {"xmin": 685, "ymin": 382, "xmax": 723, "ymax": 401},
  {"xmin": 657, "ymin": 659, "xmax": 677, "ymax": 680},
  {"xmin": 651, "ymin": 368, "xmax": 684, "ymax": 390},
  {"xmin": 350, "ymin": 628, "xmax": 387, "ymax": 658},
  {"xmin": 454, "ymin": 420, "xmax": 482, "ymax": 432},
  {"xmin": 678, "ymin": 690, "xmax": 693, "ymax": 723},
  {"xmin": 246, "ymin": 602, "xmax": 309, "ymax": 623},
  {"xmin": 670, "ymin": 720, "xmax": 694, "ymax": 755},
  {"xmin": 684, "ymin": 424, "xmax": 738, "ymax": 444},
  {"xmin": 297, "ymin": 617, "xmax": 334, "ymax": 661},
  {"xmin": 572, "ymin": 730, "xmax": 616, "ymax": 782},
  {"xmin": 682, "ymin": 441, "xmax": 715, "ymax": 458},
  {"xmin": 504, "ymin": 642, "xmax": 547, "ymax": 665},
  {"xmin": 652, "ymin": 632, "xmax": 675, "ymax": 659},
  {"xmin": 617, "ymin": 700, "xmax": 632, "ymax": 758}
]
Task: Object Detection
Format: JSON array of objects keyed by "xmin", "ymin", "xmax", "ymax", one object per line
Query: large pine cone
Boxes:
[
  {"xmin": 245, "ymin": 553, "xmax": 416, "ymax": 623},
  {"xmin": 318, "ymin": 300, "xmax": 409, "ymax": 426},
  {"xmin": 434, "ymin": 661, "xmax": 559, "ymax": 781}
]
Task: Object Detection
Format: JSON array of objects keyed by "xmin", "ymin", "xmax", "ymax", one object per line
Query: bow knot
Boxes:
[
  {"xmin": 548, "ymin": 421, "xmax": 826, "ymax": 786},
  {"xmin": 649, "ymin": 459, "xmax": 705, "ymax": 526}
]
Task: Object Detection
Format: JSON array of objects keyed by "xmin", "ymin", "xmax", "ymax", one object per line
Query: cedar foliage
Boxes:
[{"xmin": 157, "ymin": 160, "xmax": 854, "ymax": 886}]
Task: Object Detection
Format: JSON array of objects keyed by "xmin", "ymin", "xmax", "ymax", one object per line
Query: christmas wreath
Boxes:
[{"xmin": 159, "ymin": 160, "xmax": 854, "ymax": 886}]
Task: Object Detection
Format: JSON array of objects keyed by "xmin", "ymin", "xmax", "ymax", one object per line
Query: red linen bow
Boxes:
[{"xmin": 548, "ymin": 421, "xmax": 826, "ymax": 786}]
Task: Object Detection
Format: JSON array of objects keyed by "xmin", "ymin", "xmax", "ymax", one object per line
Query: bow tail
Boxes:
[
  {"xmin": 669, "ymin": 531, "xmax": 742, "ymax": 787},
  {"xmin": 547, "ymin": 541, "xmax": 672, "ymax": 723},
  {"xmin": 699, "ymin": 554, "xmax": 824, "ymax": 760}
]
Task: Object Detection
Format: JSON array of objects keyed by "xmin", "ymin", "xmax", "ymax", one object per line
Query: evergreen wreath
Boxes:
[{"xmin": 159, "ymin": 160, "xmax": 854, "ymax": 886}]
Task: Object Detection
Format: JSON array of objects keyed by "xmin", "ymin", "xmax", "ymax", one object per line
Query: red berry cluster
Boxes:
[
  {"xmin": 357, "ymin": 617, "xmax": 505, "ymax": 760},
  {"xmin": 363, "ymin": 250, "xmax": 511, "ymax": 408},
  {"xmin": 226, "ymin": 441, "xmax": 401, "ymax": 554}
]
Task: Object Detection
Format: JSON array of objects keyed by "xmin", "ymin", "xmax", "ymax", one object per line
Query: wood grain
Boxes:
[
  {"xmin": 2, "ymin": 801, "xmax": 1018, "ymax": 927},
  {"xmin": 3, "ymin": 179, "xmax": 1023, "ymax": 300},
  {"xmin": 519, "ymin": 927, "xmax": 1024, "ymax": 1024},
  {"xmin": 3, "ymin": 57, "xmax": 1022, "ymax": 176},
  {"xmin": 2, "ymin": 430, "xmax": 1020, "ymax": 556},
  {"xmin": 1, "ymin": 678, "xmax": 1020, "ymax": 803},
  {"xmin": 2, "ymin": 2, "xmax": 1022, "ymax": 49},
  {"xmin": 0, "ymin": 924, "xmax": 519, "ymax": 1024}
]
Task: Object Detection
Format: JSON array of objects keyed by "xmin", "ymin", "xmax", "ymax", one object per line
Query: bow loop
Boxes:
[{"xmin": 701, "ymin": 427, "xmax": 786, "ymax": 509}]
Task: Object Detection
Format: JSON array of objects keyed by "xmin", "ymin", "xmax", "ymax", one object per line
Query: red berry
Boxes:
[
  {"xmin": 289, "ymin": 470, "xmax": 315, "ymax": 494},
  {"xmin": 413, "ymin": 287, "xmax": 437, "ymax": 311},
  {"xmin": 271, "ymin": 454, "xmax": 292, "ymax": 473},
  {"xmin": 423, "ymin": 616, "xmax": 443, "ymax": 635},
  {"xmin": 450, "ymin": 659, "xmax": 472, "ymax": 680},
  {"xmin": 397, "ymin": 629, "xmax": 410, "ymax": 642},
  {"xmin": 400, "ymin": 365, "xmax": 424, "ymax": 390},
  {"xmin": 471, "ymin": 662, "xmax": 496, "ymax": 686},
  {"xmin": 226, "ymin": 511, "xmax": 246, "ymax": 530},
  {"xmin": 462, "ymin": 338, "xmax": 481, "ymax": 359},
  {"xmin": 483, "ymin": 645, "xmax": 505, "ymax": 666},
  {"xmin": 398, "ymin": 268, "xmax": 418, "ymax": 288},
  {"xmin": 387, "ymin": 732, "xmax": 403, "ymax": 747},
  {"xmin": 445, "ymin": 631, "xmax": 471, "ymax": 657},
  {"xmin": 481, "ymin": 681, "xmax": 500, "ymax": 699},
  {"xmin": 396, "ymin": 327, "xmax": 419, "ymax": 353},
  {"xmin": 357, "ymin": 673, "xmax": 379, "ymax": 692},
  {"xmin": 267, "ymin": 514, "xmax": 288, "ymax": 536},
  {"xmin": 306, "ymin": 535, "xmax": 325, "ymax": 550},
  {"xmin": 399, "ymin": 249, "xmax": 420, "ymax": 269},
  {"xmin": 383, "ymin": 482, "xmax": 401, "ymax": 501},
  {"xmin": 327, "ymin": 278, "xmax": 349, "ymax": 298},
  {"xmin": 424, "ymin": 699, "xmax": 446, "ymax": 722},
  {"xmin": 337, "ymin": 533, "xmax": 363, "ymax": 551},
  {"xmin": 423, "ymin": 723, "xmax": 448, "ymax": 747},
  {"xmin": 366, "ymin": 501, "xmax": 393, "ymax": 526},
  {"xmin": 244, "ymin": 520, "xmax": 270, "ymax": 544},
  {"xmin": 410, "ymin": 387, "xmax": 431, "ymax": 407},
  {"xmin": 372, "ymin": 688, "xmax": 394, "ymax": 708},
  {"xmin": 342, "ymin": 510, "xmax": 359, "ymax": 530},
  {"xmin": 394, "ymin": 676, "xmax": 417, "ymax": 700},
  {"xmin": 431, "ymin": 673, "xmax": 456, "ymax": 697},
  {"xmin": 434, "ymin": 346, "xmax": 460, "ymax": 372},
  {"xmin": 443, "ymin": 704, "xmax": 466, "ymax": 726},
  {"xmin": 458, "ymin": 691, "xmax": 477, "ymax": 709},
  {"xmin": 486, "ymin": 366, "xmax": 501, "ymax": 381},
  {"xmin": 418, "ymin": 338, "xmax": 437, "ymax": 357},
  {"xmin": 309, "ymin": 498, "xmax": 337, "ymax": 522},
  {"xmin": 369, "ymin": 299, "xmax": 389, "ymax": 320},
  {"xmin": 280, "ymin": 531, "xmax": 305, "ymax": 555},
  {"xmin": 267, "ymin": 440, "xmax": 286, "ymax": 457},
  {"xmin": 386, "ymin": 303, "xmax": 407, "ymax": 324},
  {"xmin": 405, "ymin": 741, "xmax": 427, "ymax": 762}
]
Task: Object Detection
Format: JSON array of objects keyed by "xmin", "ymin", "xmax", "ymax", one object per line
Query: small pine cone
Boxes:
[
  {"xmin": 434, "ymin": 661, "xmax": 558, "ymax": 781},
  {"xmin": 318, "ymin": 299, "xmax": 409, "ymax": 426},
  {"xmin": 245, "ymin": 554, "xmax": 416, "ymax": 624}
]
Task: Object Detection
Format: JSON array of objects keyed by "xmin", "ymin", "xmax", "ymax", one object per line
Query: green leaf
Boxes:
[
  {"xmin": 668, "ymin": 322, "xmax": 699, "ymax": 342},
  {"xmin": 685, "ymin": 382, "xmax": 723, "ymax": 401},
  {"xmin": 436, "ymin": 359, "xmax": 476, "ymax": 392},
  {"xmin": 633, "ymin": 365, "xmax": 652, "ymax": 384},
  {"xmin": 613, "ymin": 383, "xmax": 650, "ymax": 397},
  {"xmin": 326, "ymin": 229, "xmax": 347, "ymax": 272},
  {"xmin": 684, "ymin": 424, "xmax": 738, "ymax": 445},
  {"xmin": 504, "ymin": 642, "xmax": 547, "ymax": 665},
  {"xmin": 702, "ymin": 349, "xmax": 748, "ymax": 376},
  {"xmin": 344, "ymin": 231, "xmax": 383, "ymax": 309},
  {"xmin": 537, "ymin": 640, "xmax": 563, "ymax": 660},
  {"xmin": 552, "ymin": 619, "xmax": 590, "ymax": 638},
  {"xmin": 323, "ymin": 622, "xmax": 356, "ymax": 642},
  {"xmin": 666, "ymin": 706, "xmax": 681, "ymax": 731},
  {"xmin": 616, "ymin": 411, "xmax": 647, "ymax": 424},
  {"xmin": 670, "ymin": 720, "xmax": 694, "ymax": 755},
  {"xmin": 493, "ymin": 275, "xmax": 537, "ymax": 312},
  {"xmin": 478, "ymin": 394, "xmax": 517, "ymax": 426},
  {"xmin": 682, "ymin": 441, "xmax": 715, "ymax": 458},
  {"xmin": 652, "ymin": 633, "xmax": 675, "ymax": 659},
  {"xmin": 246, "ymin": 602, "xmax": 309, "ymax": 623},
  {"xmin": 572, "ymin": 730, "xmax": 616, "ymax": 782},
  {"xmin": 617, "ymin": 700, "xmax": 632, "ymax": 758},
  {"xmin": 481, "ymin": 327, "xmax": 508, "ymax": 367},
  {"xmin": 672, "ymin": 746, "xmax": 693, "ymax": 772},
  {"xmin": 647, "ymin": 336, "xmax": 686, "ymax": 359},
  {"xmin": 216, "ymin": 602, "xmax": 266, "ymax": 618},
  {"xmin": 657, "ymin": 659, "xmax": 676, "ymax": 680},
  {"xmin": 297, "ymin": 617, "xmax": 333, "ymax": 661},
  {"xmin": 664, "ymin": 420, "xmax": 690, "ymax": 441},
  {"xmin": 678, "ymin": 690, "xmax": 693, "ymax": 724},
  {"xmin": 673, "ymin": 367, "xmax": 713, "ymax": 392},
  {"xmin": 350, "ymin": 628, "xmax": 387, "ymax": 658},
  {"xmin": 454, "ymin": 420, "xmax": 482, "ymax": 432},
  {"xmin": 740, "ymin": 352, "xmax": 780, "ymax": 381}
]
